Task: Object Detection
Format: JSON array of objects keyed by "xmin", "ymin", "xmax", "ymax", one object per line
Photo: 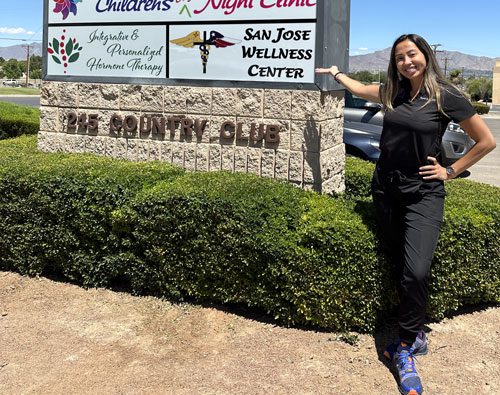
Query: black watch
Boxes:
[{"xmin": 446, "ymin": 166, "xmax": 456, "ymax": 177}]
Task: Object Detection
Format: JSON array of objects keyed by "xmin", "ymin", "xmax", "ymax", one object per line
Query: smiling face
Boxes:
[{"xmin": 394, "ymin": 39, "xmax": 427, "ymax": 87}]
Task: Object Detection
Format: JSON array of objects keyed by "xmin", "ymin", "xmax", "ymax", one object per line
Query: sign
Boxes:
[
  {"xmin": 48, "ymin": 0, "xmax": 317, "ymax": 24},
  {"xmin": 47, "ymin": 26, "xmax": 167, "ymax": 78},
  {"xmin": 169, "ymin": 23, "xmax": 315, "ymax": 82},
  {"xmin": 43, "ymin": 0, "xmax": 348, "ymax": 88}
]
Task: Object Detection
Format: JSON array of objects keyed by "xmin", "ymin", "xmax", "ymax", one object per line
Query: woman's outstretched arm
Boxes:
[{"xmin": 315, "ymin": 65, "xmax": 381, "ymax": 103}]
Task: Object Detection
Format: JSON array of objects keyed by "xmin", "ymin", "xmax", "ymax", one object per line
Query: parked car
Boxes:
[
  {"xmin": 343, "ymin": 91, "xmax": 475, "ymax": 166},
  {"xmin": 2, "ymin": 79, "xmax": 20, "ymax": 87}
]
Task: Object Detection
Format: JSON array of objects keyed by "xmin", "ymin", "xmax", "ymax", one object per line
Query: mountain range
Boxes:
[
  {"xmin": 0, "ymin": 43, "xmax": 497, "ymax": 77},
  {"xmin": 349, "ymin": 47, "xmax": 498, "ymax": 77},
  {"xmin": 0, "ymin": 43, "xmax": 42, "ymax": 61}
]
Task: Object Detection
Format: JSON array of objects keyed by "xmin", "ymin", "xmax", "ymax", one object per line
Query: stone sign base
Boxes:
[{"xmin": 38, "ymin": 82, "xmax": 346, "ymax": 194}]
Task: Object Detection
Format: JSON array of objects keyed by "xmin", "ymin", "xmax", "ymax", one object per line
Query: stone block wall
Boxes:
[{"xmin": 37, "ymin": 82, "xmax": 345, "ymax": 193}]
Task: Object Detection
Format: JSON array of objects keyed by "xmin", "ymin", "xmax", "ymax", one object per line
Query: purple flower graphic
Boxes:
[{"xmin": 53, "ymin": 0, "xmax": 82, "ymax": 20}]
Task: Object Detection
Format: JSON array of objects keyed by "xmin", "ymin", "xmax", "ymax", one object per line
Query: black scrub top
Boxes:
[{"xmin": 378, "ymin": 85, "xmax": 476, "ymax": 174}]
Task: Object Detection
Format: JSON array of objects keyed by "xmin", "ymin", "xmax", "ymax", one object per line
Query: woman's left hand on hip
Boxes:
[{"xmin": 419, "ymin": 156, "xmax": 448, "ymax": 180}]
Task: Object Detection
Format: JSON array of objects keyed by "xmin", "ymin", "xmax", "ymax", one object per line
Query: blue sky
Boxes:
[
  {"xmin": 350, "ymin": 0, "xmax": 500, "ymax": 58},
  {"xmin": 1, "ymin": 0, "xmax": 499, "ymax": 58}
]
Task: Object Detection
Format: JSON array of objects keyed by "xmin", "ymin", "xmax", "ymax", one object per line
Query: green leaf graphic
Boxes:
[
  {"xmin": 68, "ymin": 53, "xmax": 80, "ymax": 63},
  {"xmin": 66, "ymin": 39, "xmax": 74, "ymax": 56},
  {"xmin": 53, "ymin": 38, "xmax": 60, "ymax": 54},
  {"xmin": 52, "ymin": 55, "xmax": 61, "ymax": 64},
  {"xmin": 78, "ymin": 46, "xmax": 83, "ymax": 51}
]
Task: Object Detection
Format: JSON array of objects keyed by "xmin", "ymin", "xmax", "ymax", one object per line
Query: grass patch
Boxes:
[{"xmin": 0, "ymin": 87, "xmax": 40, "ymax": 96}]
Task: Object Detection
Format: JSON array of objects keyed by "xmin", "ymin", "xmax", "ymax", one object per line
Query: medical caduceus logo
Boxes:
[{"xmin": 170, "ymin": 30, "xmax": 241, "ymax": 74}]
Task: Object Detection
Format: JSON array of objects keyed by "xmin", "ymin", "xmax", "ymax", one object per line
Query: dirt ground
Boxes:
[{"xmin": 0, "ymin": 271, "xmax": 498, "ymax": 395}]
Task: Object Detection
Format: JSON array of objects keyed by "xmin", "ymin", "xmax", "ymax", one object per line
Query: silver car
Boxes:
[{"xmin": 343, "ymin": 91, "xmax": 475, "ymax": 165}]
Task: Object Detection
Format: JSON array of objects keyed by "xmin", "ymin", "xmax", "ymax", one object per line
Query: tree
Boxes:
[
  {"xmin": 29, "ymin": 56, "xmax": 42, "ymax": 79},
  {"xmin": 348, "ymin": 70, "xmax": 375, "ymax": 83},
  {"xmin": 2, "ymin": 59, "xmax": 23, "ymax": 79},
  {"xmin": 448, "ymin": 69, "xmax": 464, "ymax": 85},
  {"xmin": 466, "ymin": 77, "xmax": 493, "ymax": 101},
  {"xmin": 347, "ymin": 70, "xmax": 386, "ymax": 84},
  {"xmin": 379, "ymin": 71, "xmax": 388, "ymax": 84},
  {"xmin": 0, "ymin": 57, "xmax": 5, "ymax": 66}
]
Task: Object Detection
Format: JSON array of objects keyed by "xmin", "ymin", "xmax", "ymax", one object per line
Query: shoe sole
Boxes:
[{"xmin": 399, "ymin": 387, "xmax": 421, "ymax": 395}]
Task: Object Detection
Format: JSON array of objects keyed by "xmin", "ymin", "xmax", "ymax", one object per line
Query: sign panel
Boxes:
[
  {"xmin": 48, "ymin": 0, "xmax": 317, "ymax": 24},
  {"xmin": 43, "ymin": 0, "xmax": 349, "ymax": 88},
  {"xmin": 47, "ymin": 25, "xmax": 167, "ymax": 78},
  {"xmin": 169, "ymin": 23, "xmax": 316, "ymax": 83}
]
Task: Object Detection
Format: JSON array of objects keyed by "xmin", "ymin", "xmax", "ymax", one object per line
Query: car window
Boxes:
[{"xmin": 344, "ymin": 91, "xmax": 368, "ymax": 109}]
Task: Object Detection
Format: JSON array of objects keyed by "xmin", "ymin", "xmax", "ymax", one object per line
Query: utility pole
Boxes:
[
  {"xmin": 430, "ymin": 44, "xmax": 442, "ymax": 55},
  {"xmin": 22, "ymin": 44, "xmax": 31, "ymax": 87},
  {"xmin": 443, "ymin": 57, "xmax": 450, "ymax": 78},
  {"xmin": 431, "ymin": 43, "xmax": 447, "ymax": 77}
]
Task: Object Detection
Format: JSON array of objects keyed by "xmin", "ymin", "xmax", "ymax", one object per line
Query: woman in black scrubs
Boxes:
[{"xmin": 316, "ymin": 34, "xmax": 496, "ymax": 395}]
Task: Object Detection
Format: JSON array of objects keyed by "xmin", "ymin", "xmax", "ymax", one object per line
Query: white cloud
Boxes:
[
  {"xmin": 358, "ymin": 47, "xmax": 369, "ymax": 51},
  {"xmin": 0, "ymin": 27, "xmax": 36, "ymax": 35}
]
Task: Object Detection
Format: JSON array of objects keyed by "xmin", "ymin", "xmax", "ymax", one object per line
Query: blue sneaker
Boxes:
[
  {"xmin": 394, "ymin": 342, "xmax": 423, "ymax": 395},
  {"xmin": 384, "ymin": 330, "xmax": 428, "ymax": 360}
]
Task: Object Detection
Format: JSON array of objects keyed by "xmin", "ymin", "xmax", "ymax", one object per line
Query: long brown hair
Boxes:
[{"xmin": 381, "ymin": 34, "xmax": 450, "ymax": 113}]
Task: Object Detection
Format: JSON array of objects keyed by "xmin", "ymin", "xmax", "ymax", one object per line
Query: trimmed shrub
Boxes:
[
  {"xmin": 430, "ymin": 179, "xmax": 500, "ymax": 318},
  {"xmin": 0, "ymin": 102, "xmax": 40, "ymax": 139},
  {"xmin": 345, "ymin": 156, "xmax": 375, "ymax": 198},
  {"xmin": 114, "ymin": 172, "xmax": 388, "ymax": 331},
  {"xmin": 0, "ymin": 136, "xmax": 388, "ymax": 331},
  {"xmin": 0, "ymin": 137, "xmax": 498, "ymax": 331},
  {"xmin": 471, "ymin": 102, "xmax": 490, "ymax": 115},
  {"xmin": 0, "ymin": 136, "xmax": 184, "ymax": 285}
]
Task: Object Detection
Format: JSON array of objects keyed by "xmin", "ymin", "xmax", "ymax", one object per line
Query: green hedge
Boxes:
[
  {"xmin": 0, "ymin": 136, "xmax": 184, "ymax": 285},
  {"xmin": 471, "ymin": 102, "xmax": 490, "ymax": 115},
  {"xmin": 345, "ymin": 156, "xmax": 375, "ymax": 198},
  {"xmin": 113, "ymin": 173, "xmax": 388, "ymax": 331},
  {"xmin": 0, "ymin": 102, "xmax": 40, "ymax": 139},
  {"xmin": 0, "ymin": 138, "xmax": 498, "ymax": 332}
]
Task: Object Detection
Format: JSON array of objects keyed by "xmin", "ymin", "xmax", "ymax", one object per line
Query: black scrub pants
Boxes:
[{"xmin": 372, "ymin": 169, "xmax": 445, "ymax": 344}]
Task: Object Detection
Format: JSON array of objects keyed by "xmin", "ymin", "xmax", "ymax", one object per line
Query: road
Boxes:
[
  {"xmin": 0, "ymin": 95, "xmax": 499, "ymax": 186},
  {"xmin": 0, "ymin": 95, "xmax": 40, "ymax": 108}
]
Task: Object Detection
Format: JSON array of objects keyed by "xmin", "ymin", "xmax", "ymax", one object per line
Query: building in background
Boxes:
[{"xmin": 493, "ymin": 61, "xmax": 500, "ymax": 111}]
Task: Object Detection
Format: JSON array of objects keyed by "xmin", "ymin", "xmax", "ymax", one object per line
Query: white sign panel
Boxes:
[
  {"xmin": 169, "ymin": 23, "xmax": 316, "ymax": 83},
  {"xmin": 48, "ymin": 0, "xmax": 317, "ymax": 24},
  {"xmin": 47, "ymin": 26, "xmax": 167, "ymax": 78}
]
